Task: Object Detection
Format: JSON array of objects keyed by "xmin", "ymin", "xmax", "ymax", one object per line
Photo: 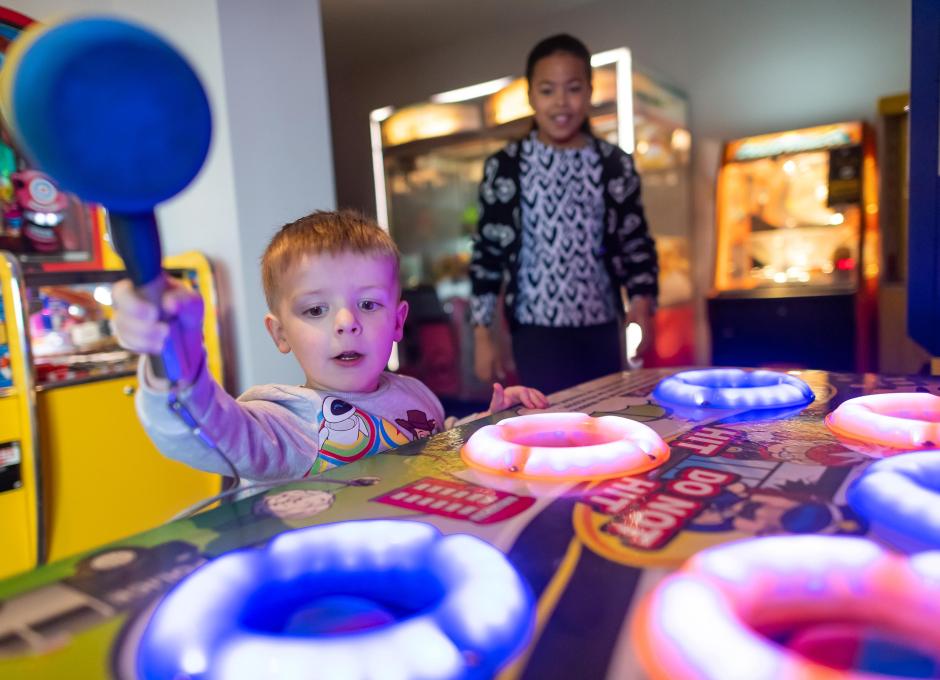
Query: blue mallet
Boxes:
[{"xmin": 0, "ymin": 15, "xmax": 212, "ymax": 381}]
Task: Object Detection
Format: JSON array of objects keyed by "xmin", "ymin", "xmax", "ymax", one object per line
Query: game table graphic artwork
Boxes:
[{"xmin": 1, "ymin": 367, "xmax": 939, "ymax": 679}]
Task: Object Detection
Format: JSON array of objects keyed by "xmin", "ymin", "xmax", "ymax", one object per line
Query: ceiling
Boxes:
[{"xmin": 320, "ymin": 0, "xmax": 599, "ymax": 73}]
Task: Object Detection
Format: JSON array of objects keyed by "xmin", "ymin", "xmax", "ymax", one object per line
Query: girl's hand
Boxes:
[
  {"xmin": 488, "ymin": 382, "xmax": 549, "ymax": 414},
  {"xmin": 627, "ymin": 296, "xmax": 656, "ymax": 359}
]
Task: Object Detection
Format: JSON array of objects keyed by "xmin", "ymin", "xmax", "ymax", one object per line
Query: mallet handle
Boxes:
[{"xmin": 109, "ymin": 213, "xmax": 193, "ymax": 383}]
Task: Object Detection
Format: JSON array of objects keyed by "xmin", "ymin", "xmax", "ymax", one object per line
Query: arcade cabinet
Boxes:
[
  {"xmin": 909, "ymin": 0, "xmax": 940, "ymax": 374},
  {"xmin": 709, "ymin": 122, "xmax": 879, "ymax": 371}
]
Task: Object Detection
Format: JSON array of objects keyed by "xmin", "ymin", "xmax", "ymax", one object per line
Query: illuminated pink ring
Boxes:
[
  {"xmin": 826, "ymin": 393, "xmax": 940, "ymax": 450},
  {"xmin": 461, "ymin": 412, "xmax": 669, "ymax": 481},
  {"xmin": 632, "ymin": 535, "xmax": 940, "ymax": 680}
]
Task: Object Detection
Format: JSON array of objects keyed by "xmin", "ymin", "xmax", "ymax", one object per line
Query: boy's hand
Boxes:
[
  {"xmin": 488, "ymin": 382, "xmax": 549, "ymax": 414},
  {"xmin": 112, "ymin": 275, "xmax": 205, "ymax": 387}
]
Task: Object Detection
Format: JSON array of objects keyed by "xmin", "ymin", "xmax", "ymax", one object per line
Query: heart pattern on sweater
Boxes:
[{"xmin": 515, "ymin": 135, "xmax": 616, "ymax": 326}]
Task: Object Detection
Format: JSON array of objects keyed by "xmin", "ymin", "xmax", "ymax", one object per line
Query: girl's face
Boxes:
[{"xmin": 528, "ymin": 51, "xmax": 592, "ymax": 148}]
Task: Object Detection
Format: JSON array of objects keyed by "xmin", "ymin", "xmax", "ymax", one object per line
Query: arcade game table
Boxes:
[{"xmin": 1, "ymin": 367, "xmax": 939, "ymax": 679}]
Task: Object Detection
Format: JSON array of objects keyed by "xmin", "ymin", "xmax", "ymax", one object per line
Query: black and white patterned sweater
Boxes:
[{"xmin": 469, "ymin": 131, "xmax": 658, "ymax": 328}]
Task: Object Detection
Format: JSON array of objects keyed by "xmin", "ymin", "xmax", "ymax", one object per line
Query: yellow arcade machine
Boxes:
[
  {"xmin": 0, "ymin": 208, "xmax": 225, "ymax": 578},
  {"xmin": 0, "ymin": 8, "xmax": 223, "ymax": 578},
  {"xmin": 0, "ymin": 250, "xmax": 38, "ymax": 577}
]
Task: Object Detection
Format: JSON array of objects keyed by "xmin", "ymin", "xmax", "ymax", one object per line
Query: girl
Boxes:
[{"xmin": 470, "ymin": 33, "xmax": 659, "ymax": 394}]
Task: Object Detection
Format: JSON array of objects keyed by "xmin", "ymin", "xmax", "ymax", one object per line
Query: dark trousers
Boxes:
[{"xmin": 511, "ymin": 321, "xmax": 624, "ymax": 395}]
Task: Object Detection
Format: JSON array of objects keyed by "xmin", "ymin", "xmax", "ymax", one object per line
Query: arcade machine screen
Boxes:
[
  {"xmin": 24, "ymin": 267, "xmax": 208, "ymax": 389},
  {"xmin": 26, "ymin": 277, "xmax": 135, "ymax": 387},
  {"xmin": 710, "ymin": 122, "xmax": 878, "ymax": 371}
]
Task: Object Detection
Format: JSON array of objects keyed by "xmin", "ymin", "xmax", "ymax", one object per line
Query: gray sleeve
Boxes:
[{"xmin": 134, "ymin": 358, "xmax": 316, "ymax": 481}]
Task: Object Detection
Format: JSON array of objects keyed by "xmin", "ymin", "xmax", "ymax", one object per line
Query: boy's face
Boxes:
[{"xmin": 264, "ymin": 252, "xmax": 408, "ymax": 392}]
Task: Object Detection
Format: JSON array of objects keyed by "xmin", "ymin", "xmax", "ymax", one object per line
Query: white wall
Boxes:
[
  {"xmin": 327, "ymin": 0, "xmax": 910, "ymax": 361},
  {"xmin": 11, "ymin": 0, "xmax": 335, "ymax": 391},
  {"xmin": 214, "ymin": 0, "xmax": 335, "ymax": 389}
]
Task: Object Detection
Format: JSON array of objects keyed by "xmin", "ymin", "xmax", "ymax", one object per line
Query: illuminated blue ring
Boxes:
[
  {"xmin": 652, "ymin": 369, "xmax": 815, "ymax": 410},
  {"xmin": 847, "ymin": 451, "xmax": 940, "ymax": 550},
  {"xmin": 136, "ymin": 520, "xmax": 534, "ymax": 680}
]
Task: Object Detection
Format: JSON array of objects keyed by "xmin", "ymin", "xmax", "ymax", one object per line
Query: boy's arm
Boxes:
[
  {"xmin": 135, "ymin": 356, "xmax": 316, "ymax": 481},
  {"xmin": 116, "ymin": 276, "xmax": 317, "ymax": 480}
]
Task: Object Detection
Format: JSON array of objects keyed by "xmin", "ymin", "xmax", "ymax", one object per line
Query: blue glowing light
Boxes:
[
  {"xmin": 847, "ymin": 451, "xmax": 940, "ymax": 550},
  {"xmin": 652, "ymin": 369, "xmax": 815, "ymax": 410},
  {"xmin": 136, "ymin": 520, "xmax": 534, "ymax": 680}
]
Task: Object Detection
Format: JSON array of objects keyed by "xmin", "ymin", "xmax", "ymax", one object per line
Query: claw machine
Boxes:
[
  {"xmin": 371, "ymin": 49, "xmax": 695, "ymax": 408},
  {"xmin": 709, "ymin": 121, "xmax": 879, "ymax": 371},
  {"xmin": 0, "ymin": 7, "xmax": 223, "ymax": 578}
]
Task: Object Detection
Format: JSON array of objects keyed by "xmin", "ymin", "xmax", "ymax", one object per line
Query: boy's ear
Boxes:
[
  {"xmin": 264, "ymin": 313, "xmax": 291, "ymax": 354},
  {"xmin": 393, "ymin": 299, "xmax": 409, "ymax": 342}
]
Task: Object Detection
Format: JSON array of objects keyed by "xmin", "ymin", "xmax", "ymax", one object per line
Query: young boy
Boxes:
[{"xmin": 113, "ymin": 210, "xmax": 548, "ymax": 481}]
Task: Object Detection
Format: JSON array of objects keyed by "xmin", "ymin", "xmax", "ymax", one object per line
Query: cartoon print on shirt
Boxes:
[
  {"xmin": 395, "ymin": 409, "xmax": 438, "ymax": 440},
  {"xmin": 314, "ymin": 396, "xmax": 410, "ymax": 470}
]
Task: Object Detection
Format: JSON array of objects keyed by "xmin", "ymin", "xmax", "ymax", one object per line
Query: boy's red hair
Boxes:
[{"xmin": 261, "ymin": 210, "xmax": 400, "ymax": 310}]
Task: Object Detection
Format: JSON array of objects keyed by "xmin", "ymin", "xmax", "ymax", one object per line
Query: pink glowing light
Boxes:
[
  {"xmin": 461, "ymin": 412, "xmax": 669, "ymax": 481},
  {"xmin": 632, "ymin": 535, "xmax": 940, "ymax": 680},
  {"xmin": 826, "ymin": 393, "xmax": 940, "ymax": 450}
]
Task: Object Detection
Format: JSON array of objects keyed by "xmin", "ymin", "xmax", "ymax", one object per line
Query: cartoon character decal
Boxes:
[
  {"xmin": 590, "ymin": 395, "xmax": 669, "ymax": 422},
  {"xmin": 253, "ymin": 489, "xmax": 335, "ymax": 520},
  {"xmin": 314, "ymin": 397, "xmax": 410, "ymax": 471},
  {"xmin": 518, "ymin": 394, "xmax": 669, "ymax": 423},
  {"xmin": 688, "ymin": 480, "xmax": 865, "ymax": 537},
  {"xmin": 395, "ymin": 410, "xmax": 438, "ymax": 440},
  {"xmin": 724, "ymin": 424, "xmax": 867, "ymax": 467}
]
